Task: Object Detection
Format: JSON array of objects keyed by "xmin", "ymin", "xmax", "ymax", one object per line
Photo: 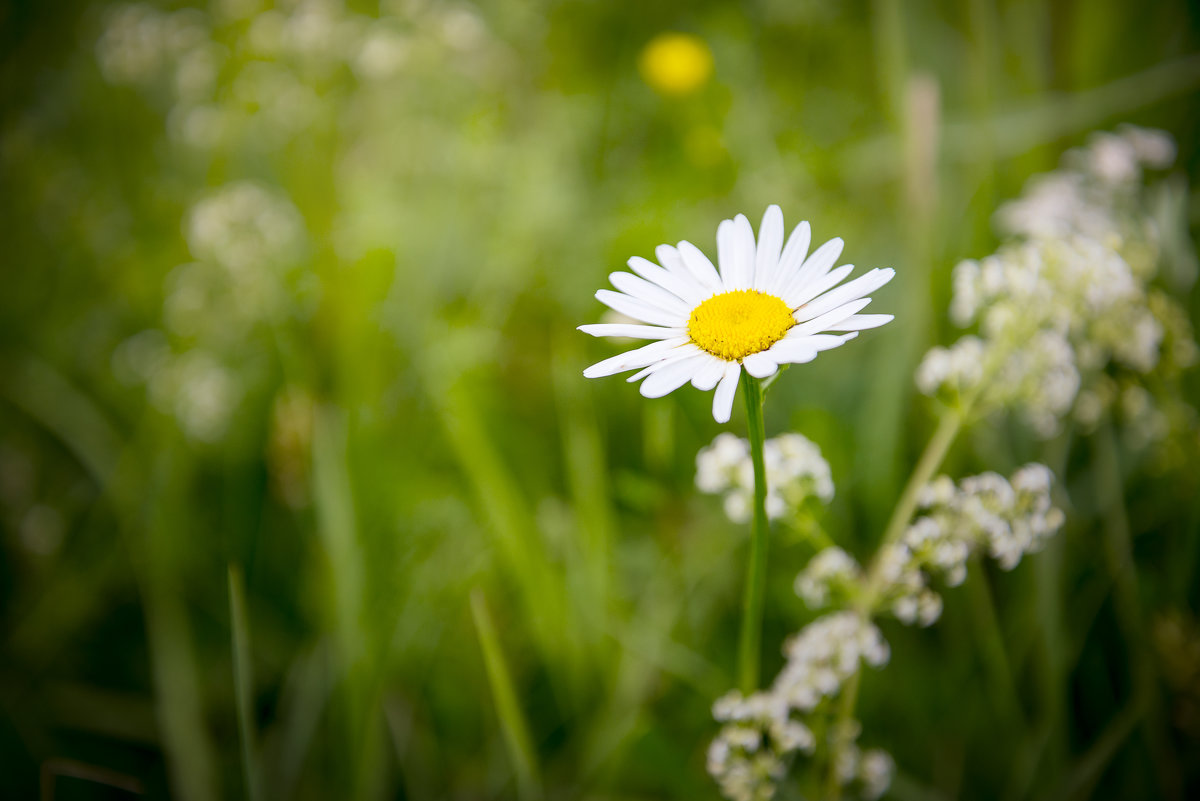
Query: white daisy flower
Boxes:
[{"xmin": 579, "ymin": 206, "xmax": 896, "ymax": 422}]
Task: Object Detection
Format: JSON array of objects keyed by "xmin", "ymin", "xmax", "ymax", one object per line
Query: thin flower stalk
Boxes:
[
  {"xmin": 861, "ymin": 408, "xmax": 964, "ymax": 606},
  {"xmin": 826, "ymin": 408, "xmax": 961, "ymax": 798},
  {"xmin": 738, "ymin": 375, "xmax": 770, "ymax": 693}
]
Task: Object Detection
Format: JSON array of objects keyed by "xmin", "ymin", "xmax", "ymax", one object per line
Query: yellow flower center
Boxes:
[{"xmin": 687, "ymin": 290, "xmax": 795, "ymax": 361}]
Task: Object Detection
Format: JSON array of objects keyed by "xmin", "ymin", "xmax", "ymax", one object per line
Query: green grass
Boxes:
[{"xmin": 1, "ymin": 1, "xmax": 1199, "ymax": 799}]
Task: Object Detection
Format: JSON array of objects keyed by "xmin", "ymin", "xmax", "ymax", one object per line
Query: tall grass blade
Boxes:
[
  {"xmin": 470, "ymin": 589, "xmax": 542, "ymax": 801},
  {"xmin": 228, "ymin": 565, "xmax": 263, "ymax": 801}
]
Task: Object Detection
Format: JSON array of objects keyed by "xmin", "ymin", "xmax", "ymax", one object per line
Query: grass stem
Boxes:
[
  {"xmin": 1094, "ymin": 418, "xmax": 1182, "ymax": 800},
  {"xmin": 228, "ymin": 565, "xmax": 263, "ymax": 801},
  {"xmin": 470, "ymin": 589, "xmax": 542, "ymax": 801}
]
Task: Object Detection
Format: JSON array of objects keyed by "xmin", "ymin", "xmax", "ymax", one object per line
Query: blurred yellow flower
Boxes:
[{"xmin": 639, "ymin": 32, "xmax": 713, "ymax": 95}]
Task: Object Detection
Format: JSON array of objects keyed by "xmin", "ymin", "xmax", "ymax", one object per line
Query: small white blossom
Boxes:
[
  {"xmin": 773, "ymin": 613, "xmax": 889, "ymax": 712},
  {"xmin": 147, "ymin": 349, "xmax": 242, "ymax": 442},
  {"xmin": 881, "ymin": 465, "xmax": 1065, "ymax": 622},
  {"xmin": 1117, "ymin": 124, "xmax": 1176, "ymax": 169},
  {"xmin": 994, "ymin": 172, "xmax": 1105, "ymax": 241},
  {"xmin": 96, "ymin": 5, "xmax": 207, "ymax": 86},
  {"xmin": 696, "ymin": 432, "xmax": 749, "ymax": 493},
  {"xmin": 696, "ymin": 432, "xmax": 834, "ymax": 524},
  {"xmin": 795, "ymin": 547, "xmax": 863, "ymax": 609},
  {"xmin": 1082, "ymin": 132, "xmax": 1141, "ymax": 185},
  {"xmin": 915, "ymin": 337, "xmax": 986, "ymax": 400},
  {"xmin": 708, "ymin": 613, "xmax": 890, "ymax": 801},
  {"xmin": 353, "ymin": 27, "xmax": 411, "ymax": 79},
  {"xmin": 708, "ymin": 690, "xmax": 813, "ymax": 801},
  {"xmin": 859, "ymin": 749, "xmax": 896, "ymax": 800},
  {"xmin": 187, "ymin": 182, "xmax": 305, "ymax": 274}
]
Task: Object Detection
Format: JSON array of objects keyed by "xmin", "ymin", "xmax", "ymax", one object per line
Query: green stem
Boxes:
[
  {"xmin": 1094, "ymin": 418, "xmax": 1181, "ymax": 800},
  {"xmin": 864, "ymin": 409, "xmax": 963, "ymax": 601},
  {"xmin": 965, "ymin": 555, "xmax": 1025, "ymax": 729},
  {"xmin": 737, "ymin": 373, "xmax": 770, "ymax": 694},
  {"xmin": 228, "ymin": 565, "xmax": 263, "ymax": 801},
  {"xmin": 827, "ymin": 409, "xmax": 963, "ymax": 797},
  {"xmin": 825, "ymin": 669, "xmax": 862, "ymax": 801},
  {"xmin": 470, "ymin": 589, "xmax": 542, "ymax": 801}
]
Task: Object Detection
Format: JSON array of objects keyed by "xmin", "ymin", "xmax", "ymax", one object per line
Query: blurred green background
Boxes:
[{"xmin": 1, "ymin": 0, "xmax": 1199, "ymax": 799}]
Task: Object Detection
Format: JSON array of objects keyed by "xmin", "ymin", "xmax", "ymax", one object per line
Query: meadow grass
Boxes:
[{"xmin": 0, "ymin": 1, "xmax": 1198, "ymax": 799}]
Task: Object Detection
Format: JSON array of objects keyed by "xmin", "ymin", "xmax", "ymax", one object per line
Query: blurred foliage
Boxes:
[{"xmin": 0, "ymin": 0, "xmax": 1199, "ymax": 799}]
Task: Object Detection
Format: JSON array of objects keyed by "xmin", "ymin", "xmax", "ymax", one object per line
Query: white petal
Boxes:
[
  {"xmin": 716, "ymin": 219, "xmax": 737, "ymax": 288},
  {"xmin": 754, "ymin": 205, "xmax": 784, "ymax": 292},
  {"xmin": 712, "ymin": 363, "xmax": 742, "ymax": 423},
  {"xmin": 609, "ymin": 272, "xmax": 692, "ymax": 317},
  {"xmin": 784, "ymin": 332, "xmax": 860, "ymax": 352},
  {"xmin": 627, "ymin": 256, "xmax": 709, "ymax": 306},
  {"xmin": 784, "ymin": 264, "xmax": 854, "ymax": 309},
  {"xmin": 596, "ymin": 289, "xmax": 686, "ymax": 327},
  {"xmin": 742, "ymin": 351, "xmax": 779, "ymax": 379},
  {"xmin": 789, "ymin": 297, "xmax": 873, "ymax": 336},
  {"xmin": 577, "ymin": 323, "xmax": 685, "ymax": 340},
  {"xmin": 766, "ymin": 340, "xmax": 820, "ymax": 364},
  {"xmin": 716, "ymin": 217, "xmax": 754, "ymax": 290},
  {"xmin": 780, "ymin": 237, "xmax": 844, "ymax": 304},
  {"xmin": 582, "ymin": 337, "xmax": 690, "ymax": 378},
  {"xmin": 626, "ymin": 364, "xmax": 656, "ymax": 383},
  {"xmin": 733, "ymin": 214, "xmax": 757, "ymax": 288},
  {"xmin": 826, "ymin": 314, "xmax": 894, "ymax": 332},
  {"xmin": 639, "ymin": 354, "xmax": 707, "ymax": 398},
  {"xmin": 690, "ymin": 355, "xmax": 727, "ymax": 390},
  {"xmin": 767, "ymin": 221, "xmax": 811, "ymax": 295},
  {"xmin": 655, "ymin": 244, "xmax": 695, "ymax": 283},
  {"xmin": 676, "ymin": 240, "xmax": 724, "ymax": 293},
  {"xmin": 626, "ymin": 344, "xmax": 702, "ymax": 382},
  {"xmin": 793, "ymin": 268, "xmax": 895, "ymax": 322}
]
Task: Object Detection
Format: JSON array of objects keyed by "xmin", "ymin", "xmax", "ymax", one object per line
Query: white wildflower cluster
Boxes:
[
  {"xmin": 831, "ymin": 732, "xmax": 896, "ymax": 801},
  {"xmin": 186, "ymin": 182, "xmax": 305, "ymax": 275},
  {"xmin": 952, "ymin": 237, "xmax": 1162, "ymax": 373},
  {"xmin": 708, "ymin": 613, "xmax": 891, "ymax": 801},
  {"xmin": 917, "ymin": 325, "xmax": 1081, "ymax": 436},
  {"xmin": 708, "ymin": 691, "xmax": 811, "ymax": 801},
  {"xmin": 851, "ymin": 746, "xmax": 896, "ymax": 801},
  {"xmin": 177, "ymin": 181, "xmax": 311, "ymax": 331},
  {"xmin": 113, "ymin": 343, "xmax": 243, "ymax": 443},
  {"xmin": 696, "ymin": 433, "xmax": 834, "ymax": 524},
  {"xmin": 774, "ymin": 612, "xmax": 890, "ymax": 710},
  {"xmin": 918, "ymin": 126, "xmax": 1195, "ymax": 438},
  {"xmin": 97, "ymin": 1, "xmax": 499, "ymax": 153},
  {"xmin": 877, "ymin": 464, "xmax": 1064, "ymax": 626},
  {"xmin": 794, "ymin": 546, "xmax": 862, "ymax": 609},
  {"xmin": 712, "ymin": 465, "xmax": 1062, "ymax": 799},
  {"xmin": 922, "ymin": 236, "xmax": 1153, "ymax": 436},
  {"xmin": 109, "ymin": 181, "xmax": 309, "ymax": 442},
  {"xmin": 94, "ymin": 1, "xmax": 511, "ymax": 448},
  {"xmin": 95, "ymin": 5, "xmax": 210, "ymax": 87},
  {"xmin": 995, "ymin": 126, "xmax": 1174, "ymax": 248}
]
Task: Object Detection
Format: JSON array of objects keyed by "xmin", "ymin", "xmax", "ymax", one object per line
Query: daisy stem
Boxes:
[{"xmin": 737, "ymin": 373, "xmax": 770, "ymax": 695}]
